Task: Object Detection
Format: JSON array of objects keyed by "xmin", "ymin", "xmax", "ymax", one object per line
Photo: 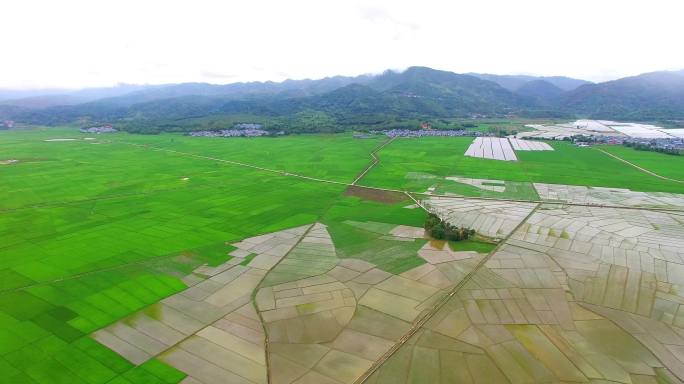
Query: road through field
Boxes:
[{"xmin": 596, "ymin": 148, "xmax": 684, "ymax": 183}]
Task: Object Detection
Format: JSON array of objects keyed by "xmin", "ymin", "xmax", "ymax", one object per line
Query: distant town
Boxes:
[
  {"xmin": 79, "ymin": 125, "xmax": 117, "ymax": 134},
  {"xmin": 374, "ymin": 129, "xmax": 482, "ymax": 138},
  {"xmin": 189, "ymin": 129, "xmax": 270, "ymax": 137}
]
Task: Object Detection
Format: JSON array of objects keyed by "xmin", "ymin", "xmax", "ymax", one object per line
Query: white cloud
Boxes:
[{"xmin": 1, "ymin": 0, "xmax": 683, "ymax": 88}]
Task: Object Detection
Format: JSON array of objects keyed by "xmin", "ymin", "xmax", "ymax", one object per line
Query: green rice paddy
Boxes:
[
  {"xmin": 322, "ymin": 197, "xmax": 427, "ymax": 274},
  {"xmin": 598, "ymin": 145, "xmax": 684, "ymax": 182},
  {"xmin": 358, "ymin": 137, "xmax": 684, "ymax": 194},
  {"xmin": 433, "ymin": 179, "xmax": 540, "ymax": 201},
  {"xmin": 0, "ymin": 128, "xmax": 357, "ymax": 383},
  {"xmin": 2, "ymin": 127, "xmax": 684, "ymax": 383}
]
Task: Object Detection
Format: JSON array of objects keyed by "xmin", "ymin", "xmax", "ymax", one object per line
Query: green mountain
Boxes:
[
  {"xmin": 515, "ymin": 80, "xmax": 564, "ymax": 105},
  {"xmin": 3, "ymin": 66, "xmax": 684, "ymax": 132},
  {"xmin": 469, "ymin": 73, "xmax": 591, "ymax": 92},
  {"xmin": 561, "ymin": 70, "xmax": 684, "ymax": 119}
]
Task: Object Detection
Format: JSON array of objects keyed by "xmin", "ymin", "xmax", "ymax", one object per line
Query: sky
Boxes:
[{"xmin": 1, "ymin": 0, "xmax": 683, "ymax": 89}]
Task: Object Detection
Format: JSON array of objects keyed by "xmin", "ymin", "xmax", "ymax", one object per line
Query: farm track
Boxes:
[
  {"xmin": 4, "ymin": 141, "xmax": 682, "ymax": 299},
  {"xmin": 351, "ymin": 137, "xmax": 395, "ymax": 185},
  {"xmin": 116, "ymin": 140, "xmax": 684, "ymax": 213},
  {"xmin": 3, "ymin": 139, "xmax": 683, "ymax": 215},
  {"xmin": 596, "ymin": 148, "xmax": 684, "ymax": 184},
  {"xmin": 5, "ymin": 137, "xmax": 684, "ymax": 383},
  {"xmin": 352, "ymin": 203, "xmax": 542, "ymax": 384}
]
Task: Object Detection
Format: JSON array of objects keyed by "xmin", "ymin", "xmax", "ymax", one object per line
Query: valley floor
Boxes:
[{"xmin": 3, "ymin": 128, "xmax": 684, "ymax": 383}]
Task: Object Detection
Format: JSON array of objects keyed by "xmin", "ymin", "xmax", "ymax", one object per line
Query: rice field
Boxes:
[
  {"xmin": 508, "ymin": 138, "xmax": 553, "ymax": 151},
  {"xmin": 358, "ymin": 137, "xmax": 684, "ymax": 194},
  {"xmin": 463, "ymin": 137, "xmax": 552, "ymax": 162},
  {"xmin": 365, "ymin": 200, "xmax": 684, "ymax": 383},
  {"xmin": 464, "ymin": 137, "xmax": 517, "ymax": 161},
  {"xmin": 598, "ymin": 145, "xmax": 684, "ymax": 182},
  {"xmin": 0, "ymin": 128, "xmax": 355, "ymax": 383},
  {"xmin": 3, "ymin": 127, "xmax": 684, "ymax": 383}
]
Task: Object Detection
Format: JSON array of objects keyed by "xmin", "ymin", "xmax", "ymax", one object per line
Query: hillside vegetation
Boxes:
[{"xmin": 2, "ymin": 67, "xmax": 684, "ymax": 133}]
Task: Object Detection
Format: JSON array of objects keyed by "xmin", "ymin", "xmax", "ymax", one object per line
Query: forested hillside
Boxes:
[{"xmin": 2, "ymin": 67, "xmax": 684, "ymax": 133}]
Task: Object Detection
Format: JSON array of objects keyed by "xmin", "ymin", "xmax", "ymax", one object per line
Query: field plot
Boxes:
[
  {"xmin": 358, "ymin": 137, "xmax": 684, "ymax": 193},
  {"xmin": 366, "ymin": 203, "xmax": 684, "ymax": 383},
  {"xmin": 93, "ymin": 225, "xmax": 311, "ymax": 384},
  {"xmin": 611, "ymin": 125, "xmax": 673, "ymax": 138},
  {"xmin": 322, "ymin": 197, "xmax": 429, "ymax": 274},
  {"xmin": 522, "ymin": 120, "xmax": 679, "ymax": 140},
  {"xmin": 111, "ymin": 132, "xmax": 386, "ymax": 184},
  {"xmin": 0, "ymin": 131, "xmax": 228, "ymax": 210},
  {"xmin": 0, "ymin": 129, "xmax": 382, "ymax": 210},
  {"xmin": 423, "ymin": 197, "xmax": 537, "ymax": 240},
  {"xmin": 0, "ymin": 129, "xmax": 356, "ymax": 383},
  {"xmin": 574, "ymin": 119, "xmax": 617, "ymax": 132},
  {"xmin": 255, "ymin": 220, "xmax": 493, "ymax": 384},
  {"xmin": 429, "ymin": 176, "xmax": 541, "ymax": 201},
  {"xmin": 5, "ymin": 127, "xmax": 684, "ymax": 384},
  {"xmin": 599, "ymin": 145, "xmax": 684, "ymax": 182},
  {"xmin": 464, "ymin": 137, "xmax": 552, "ymax": 161},
  {"xmin": 508, "ymin": 138, "xmax": 553, "ymax": 151},
  {"xmin": 445, "ymin": 177, "xmax": 506, "ymax": 192},
  {"xmin": 534, "ymin": 183, "xmax": 684, "ymax": 209},
  {"xmin": 464, "ymin": 137, "xmax": 517, "ymax": 161}
]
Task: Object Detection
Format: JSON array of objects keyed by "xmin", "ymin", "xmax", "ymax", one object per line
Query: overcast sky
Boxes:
[{"xmin": 2, "ymin": 0, "xmax": 683, "ymax": 89}]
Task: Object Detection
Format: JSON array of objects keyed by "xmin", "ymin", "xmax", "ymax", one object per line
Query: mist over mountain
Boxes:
[
  {"xmin": 515, "ymin": 80, "xmax": 564, "ymax": 106},
  {"xmin": 2, "ymin": 66, "xmax": 684, "ymax": 132},
  {"xmin": 469, "ymin": 73, "xmax": 591, "ymax": 92},
  {"xmin": 561, "ymin": 70, "xmax": 684, "ymax": 120},
  {"xmin": 0, "ymin": 84, "xmax": 157, "ymax": 109}
]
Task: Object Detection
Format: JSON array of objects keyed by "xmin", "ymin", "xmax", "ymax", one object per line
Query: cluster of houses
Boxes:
[
  {"xmin": 1, "ymin": 120, "xmax": 14, "ymax": 129},
  {"xmin": 375, "ymin": 129, "xmax": 482, "ymax": 138},
  {"xmin": 571, "ymin": 134, "xmax": 684, "ymax": 154},
  {"xmin": 570, "ymin": 135, "xmax": 625, "ymax": 147},
  {"xmin": 233, "ymin": 123, "xmax": 264, "ymax": 130},
  {"xmin": 189, "ymin": 129, "xmax": 271, "ymax": 137},
  {"xmin": 623, "ymin": 137, "xmax": 684, "ymax": 154},
  {"xmin": 79, "ymin": 125, "xmax": 117, "ymax": 134}
]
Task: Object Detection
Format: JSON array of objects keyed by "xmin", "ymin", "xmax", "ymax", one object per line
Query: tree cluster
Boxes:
[
  {"xmin": 624, "ymin": 141, "xmax": 682, "ymax": 156},
  {"xmin": 424, "ymin": 213, "xmax": 475, "ymax": 241}
]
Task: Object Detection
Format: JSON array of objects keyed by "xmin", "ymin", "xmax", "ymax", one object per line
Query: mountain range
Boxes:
[{"xmin": 1, "ymin": 67, "xmax": 683, "ymax": 132}]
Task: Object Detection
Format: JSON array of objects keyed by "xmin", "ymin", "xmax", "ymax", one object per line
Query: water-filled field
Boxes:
[{"xmin": 3, "ymin": 127, "xmax": 684, "ymax": 383}]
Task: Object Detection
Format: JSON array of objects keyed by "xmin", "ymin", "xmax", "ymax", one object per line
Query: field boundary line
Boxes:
[
  {"xmin": 351, "ymin": 137, "xmax": 395, "ymax": 185},
  {"xmin": 353, "ymin": 203, "xmax": 541, "ymax": 384},
  {"xmin": 119, "ymin": 141, "xmax": 349, "ymax": 186},
  {"xmin": 75, "ymin": 225, "xmax": 318, "ymax": 384},
  {"xmin": 408, "ymin": 192, "xmax": 684, "ymax": 212},
  {"xmin": 5, "ymin": 181, "xmax": 682, "ymax": 214},
  {"xmin": 596, "ymin": 148, "xmax": 684, "ymax": 183},
  {"xmin": 0, "ymin": 180, "xmax": 227, "ymax": 213},
  {"xmin": 0, "ymin": 247, "xmax": 197, "ymax": 294},
  {"xmin": 0, "ymin": 221, "xmax": 324, "ymax": 293},
  {"xmin": 404, "ymin": 191, "xmax": 428, "ymax": 212},
  {"xmin": 504, "ymin": 232, "xmax": 684, "ymax": 382},
  {"xmin": 113, "ymin": 140, "xmax": 684, "ymax": 213},
  {"xmin": 251, "ymin": 223, "xmax": 316, "ymax": 384}
]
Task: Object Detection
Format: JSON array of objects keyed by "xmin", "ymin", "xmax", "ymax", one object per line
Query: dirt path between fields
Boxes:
[
  {"xmin": 110, "ymin": 140, "xmax": 684, "ymax": 213},
  {"xmin": 351, "ymin": 137, "xmax": 395, "ymax": 185},
  {"xmin": 596, "ymin": 148, "xmax": 684, "ymax": 184}
]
